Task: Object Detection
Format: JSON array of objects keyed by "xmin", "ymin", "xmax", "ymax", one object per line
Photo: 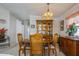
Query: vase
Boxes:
[
  {"xmin": 0, "ymin": 33, "xmax": 5, "ymax": 39},
  {"xmin": 69, "ymin": 32, "xmax": 72, "ymax": 36},
  {"xmin": 69, "ymin": 32, "xmax": 74, "ymax": 36}
]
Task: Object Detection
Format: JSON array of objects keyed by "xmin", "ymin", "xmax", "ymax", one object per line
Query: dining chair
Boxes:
[
  {"xmin": 24, "ymin": 39, "xmax": 30, "ymax": 54},
  {"xmin": 17, "ymin": 33, "xmax": 26, "ymax": 56},
  {"xmin": 43, "ymin": 35, "xmax": 51, "ymax": 56},
  {"xmin": 43, "ymin": 33, "xmax": 59, "ymax": 56},
  {"xmin": 50, "ymin": 33, "xmax": 59, "ymax": 56},
  {"xmin": 30, "ymin": 34, "xmax": 44, "ymax": 56}
]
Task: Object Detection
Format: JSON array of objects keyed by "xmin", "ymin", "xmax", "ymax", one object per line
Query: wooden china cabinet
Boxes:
[
  {"xmin": 36, "ymin": 20, "xmax": 53, "ymax": 41},
  {"xmin": 36, "ymin": 20, "xmax": 53, "ymax": 34},
  {"xmin": 36, "ymin": 20, "xmax": 53, "ymax": 55}
]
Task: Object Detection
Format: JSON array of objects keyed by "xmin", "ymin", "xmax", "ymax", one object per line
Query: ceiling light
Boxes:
[{"xmin": 42, "ymin": 3, "xmax": 53, "ymax": 20}]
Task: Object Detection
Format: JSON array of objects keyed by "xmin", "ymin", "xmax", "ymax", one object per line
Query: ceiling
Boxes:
[{"xmin": 0, "ymin": 3, "xmax": 76, "ymax": 20}]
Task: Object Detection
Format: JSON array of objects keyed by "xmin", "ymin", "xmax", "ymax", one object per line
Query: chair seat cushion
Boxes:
[
  {"xmin": 44, "ymin": 45, "xmax": 55, "ymax": 49},
  {"xmin": 50, "ymin": 45, "xmax": 55, "ymax": 48},
  {"xmin": 26, "ymin": 46, "xmax": 30, "ymax": 49},
  {"xmin": 44, "ymin": 46, "xmax": 48, "ymax": 49}
]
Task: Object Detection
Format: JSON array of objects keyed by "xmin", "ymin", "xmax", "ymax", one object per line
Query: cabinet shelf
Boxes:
[{"xmin": 36, "ymin": 20, "xmax": 53, "ymax": 35}]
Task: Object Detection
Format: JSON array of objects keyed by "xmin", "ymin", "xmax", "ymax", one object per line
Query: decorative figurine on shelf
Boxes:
[
  {"xmin": 0, "ymin": 28, "xmax": 8, "ymax": 39},
  {"xmin": 66, "ymin": 23, "xmax": 77, "ymax": 36}
]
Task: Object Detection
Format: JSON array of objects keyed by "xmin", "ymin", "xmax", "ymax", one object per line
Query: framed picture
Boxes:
[
  {"xmin": 60, "ymin": 20, "xmax": 64, "ymax": 31},
  {"xmin": 31, "ymin": 25, "xmax": 35, "ymax": 28}
]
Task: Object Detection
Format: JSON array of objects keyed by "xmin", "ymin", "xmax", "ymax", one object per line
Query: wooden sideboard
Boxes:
[{"xmin": 60, "ymin": 36, "xmax": 79, "ymax": 56}]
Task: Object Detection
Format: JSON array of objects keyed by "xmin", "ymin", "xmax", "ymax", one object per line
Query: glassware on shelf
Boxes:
[
  {"xmin": 42, "ymin": 31, "xmax": 45, "ymax": 34},
  {"xmin": 38, "ymin": 31, "xmax": 42, "ymax": 34},
  {"xmin": 38, "ymin": 27, "xmax": 41, "ymax": 31},
  {"xmin": 38, "ymin": 24, "xmax": 41, "ymax": 27},
  {"xmin": 38, "ymin": 25, "xmax": 41, "ymax": 30},
  {"xmin": 37, "ymin": 20, "xmax": 53, "ymax": 35}
]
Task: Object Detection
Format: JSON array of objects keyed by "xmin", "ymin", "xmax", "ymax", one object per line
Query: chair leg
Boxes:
[
  {"xmin": 48, "ymin": 49, "xmax": 50, "ymax": 56},
  {"xmin": 19, "ymin": 50, "xmax": 20, "ymax": 56},
  {"xmin": 55, "ymin": 49, "xmax": 57, "ymax": 56},
  {"xmin": 52, "ymin": 49, "xmax": 54, "ymax": 54},
  {"xmin": 43, "ymin": 48, "xmax": 45, "ymax": 56},
  {"xmin": 30, "ymin": 53, "xmax": 32, "ymax": 56},
  {"xmin": 42, "ymin": 52, "xmax": 43, "ymax": 56},
  {"xmin": 24, "ymin": 49, "xmax": 26, "ymax": 56},
  {"xmin": 51, "ymin": 49, "xmax": 57, "ymax": 56},
  {"xmin": 30, "ymin": 50, "xmax": 32, "ymax": 56}
]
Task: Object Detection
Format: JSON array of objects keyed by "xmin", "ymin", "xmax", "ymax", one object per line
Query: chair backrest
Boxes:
[
  {"xmin": 17, "ymin": 33, "xmax": 23, "ymax": 48},
  {"xmin": 43, "ymin": 34, "xmax": 52, "ymax": 53},
  {"xmin": 30, "ymin": 34, "xmax": 43, "ymax": 55},
  {"xmin": 53, "ymin": 33, "xmax": 59, "ymax": 46}
]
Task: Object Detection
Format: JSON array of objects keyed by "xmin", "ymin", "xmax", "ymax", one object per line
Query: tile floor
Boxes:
[{"xmin": 0, "ymin": 45, "xmax": 65, "ymax": 56}]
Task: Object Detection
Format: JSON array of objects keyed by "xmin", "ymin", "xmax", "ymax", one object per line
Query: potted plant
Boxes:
[
  {"xmin": 0, "ymin": 28, "xmax": 7, "ymax": 39},
  {"xmin": 66, "ymin": 23, "xmax": 77, "ymax": 36}
]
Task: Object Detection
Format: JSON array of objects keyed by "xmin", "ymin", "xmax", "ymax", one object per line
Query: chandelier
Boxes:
[{"xmin": 42, "ymin": 3, "xmax": 53, "ymax": 20}]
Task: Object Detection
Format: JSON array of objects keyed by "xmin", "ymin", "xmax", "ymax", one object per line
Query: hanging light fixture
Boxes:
[{"xmin": 42, "ymin": 3, "xmax": 53, "ymax": 20}]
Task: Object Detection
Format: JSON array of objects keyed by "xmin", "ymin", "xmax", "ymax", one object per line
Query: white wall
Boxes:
[
  {"xmin": 16, "ymin": 19, "xmax": 24, "ymax": 44},
  {"xmin": 16, "ymin": 20, "xmax": 24, "ymax": 35},
  {"xmin": 24, "ymin": 20, "xmax": 30, "ymax": 39},
  {"xmin": 0, "ymin": 5, "xmax": 23, "ymax": 47},
  {"xmin": 29, "ymin": 4, "xmax": 79, "ymax": 36},
  {"xmin": 53, "ymin": 18, "xmax": 60, "ymax": 34},
  {"xmin": 0, "ymin": 5, "xmax": 10, "ymax": 35},
  {"xmin": 30, "ymin": 15, "xmax": 37, "ymax": 35},
  {"xmin": 59, "ymin": 4, "xmax": 79, "ymax": 36},
  {"xmin": 9, "ymin": 13, "xmax": 17, "ymax": 46},
  {"xmin": 0, "ymin": 5, "xmax": 17, "ymax": 47},
  {"xmin": 29, "ymin": 15, "xmax": 60, "ymax": 36}
]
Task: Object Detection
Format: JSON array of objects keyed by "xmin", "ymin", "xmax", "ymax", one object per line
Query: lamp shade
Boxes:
[{"xmin": 43, "ymin": 11, "xmax": 53, "ymax": 17}]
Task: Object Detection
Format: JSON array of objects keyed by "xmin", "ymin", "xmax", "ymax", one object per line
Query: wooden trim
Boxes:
[{"xmin": 66, "ymin": 11, "xmax": 79, "ymax": 19}]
